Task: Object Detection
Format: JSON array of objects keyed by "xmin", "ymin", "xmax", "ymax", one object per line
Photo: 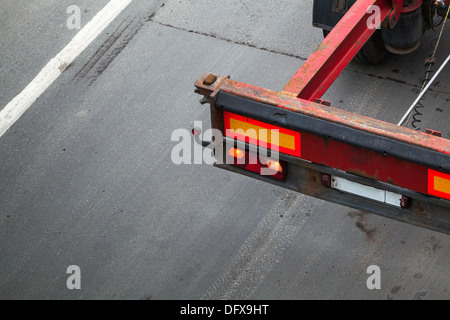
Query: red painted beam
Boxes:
[
  {"xmin": 194, "ymin": 74, "xmax": 450, "ymax": 156},
  {"xmin": 282, "ymin": 0, "xmax": 392, "ymax": 101},
  {"xmin": 301, "ymin": 131, "xmax": 430, "ymax": 196}
]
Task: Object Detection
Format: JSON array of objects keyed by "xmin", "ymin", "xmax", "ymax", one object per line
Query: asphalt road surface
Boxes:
[{"xmin": 1, "ymin": 0, "xmax": 450, "ymax": 300}]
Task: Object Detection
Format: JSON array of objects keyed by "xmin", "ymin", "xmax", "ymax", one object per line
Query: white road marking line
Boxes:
[{"xmin": 0, "ymin": 0, "xmax": 133, "ymax": 138}]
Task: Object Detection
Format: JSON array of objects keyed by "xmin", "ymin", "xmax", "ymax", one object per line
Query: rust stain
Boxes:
[
  {"xmin": 347, "ymin": 168, "xmax": 382, "ymax": 182},
  {"xmin": 414, "ymin": 201, "xmax": 428, "ymax": 219},
  {"xmin": 386, "ymin": 177, "xmax": 395, "ymax": 185},
  {"xmin": 348, "ymin": 210, "xmax": 377, "ymax": 243},
  {"xmin": 301, "ymin": 170, "xmax": 322, "ymax": 196}
]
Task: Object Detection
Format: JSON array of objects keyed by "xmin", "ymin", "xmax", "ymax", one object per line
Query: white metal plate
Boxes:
[{"xmin": 331, "ymin": 176, "xmax": 402, "ymax": 208}]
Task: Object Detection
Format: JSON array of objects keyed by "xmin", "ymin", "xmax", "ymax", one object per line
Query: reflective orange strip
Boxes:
[
  {"xmin": 428, "ymin": 169, "xmax": 450, "ymax": 200},
  {"xmin": 224, "ymin": 112, "xmax": 301, "ymax": 157},
  {"xmin": 224, "ymin": 112, "xmax": 450, "ymax": 202}
]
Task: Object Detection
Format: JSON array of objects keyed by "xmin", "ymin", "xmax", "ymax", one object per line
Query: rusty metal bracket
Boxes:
[
  {"xmin": 426, "ymin": 129, "xmax": 442, "ymax": 137},
  {"xmin": 194, "ymin": 73, "xmax": 230, "ymax": 100},
  {"xmin": 315, "ymin": 98, "xmax": 332, "ymax": 106},
  {"xmin": 388, "ymin": 0, "xmax": 404, "ymax": 28}
]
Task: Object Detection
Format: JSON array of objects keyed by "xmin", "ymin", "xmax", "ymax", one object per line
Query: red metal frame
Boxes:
[
  {"xmin": 194, "ymin": 0, "xmax": 450, "ymax": 232},
  {"xmin": 194, "ymin": 0, "xmax": 450, "ymax": 196},
  {"xmin": 195, "ymin": 75, "xmax": 450, "ymax": 200},
  {"xmin": 282, "ymin": 0, "xmax": 396, "ymax": 101}
]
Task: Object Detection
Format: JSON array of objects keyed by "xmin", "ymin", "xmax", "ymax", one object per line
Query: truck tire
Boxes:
[{"xmin": 323, "ymin": 29, "xmax": 389, "ymax": 64}]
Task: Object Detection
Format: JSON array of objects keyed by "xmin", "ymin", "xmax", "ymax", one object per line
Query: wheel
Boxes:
[{"xmin": 323, "ymin": 29, "xmax": 390, "ymax": 64}]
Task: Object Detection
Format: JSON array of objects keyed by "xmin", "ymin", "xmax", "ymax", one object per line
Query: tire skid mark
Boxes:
[
  {"xmin": 201, "ymin": 191, "xmax": 318, "ymax": 300},
  {"xmin": 75, "ymin": 4, "xmax": 165, "ymax": 85}
]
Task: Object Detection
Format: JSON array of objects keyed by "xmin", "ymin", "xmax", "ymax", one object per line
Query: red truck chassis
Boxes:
[{"xmin": 194, "ymin": 0, "xmax": 450, "ymax": 234}]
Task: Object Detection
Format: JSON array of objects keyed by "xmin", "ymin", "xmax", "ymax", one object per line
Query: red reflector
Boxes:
[
  {"xmin": 428, "ymin": 169, "xmax": 450, "ymax": 200},
  {"xmin": 224, "ymin": 111, "xmax": 301, "ymax": 157},
  {"xmin": 321, "ymin": 174, "xmax": 331, "ymax": 188},
  {"xmin": 192, "ymin": 128, "xmax": 200, "ymax": 136}
]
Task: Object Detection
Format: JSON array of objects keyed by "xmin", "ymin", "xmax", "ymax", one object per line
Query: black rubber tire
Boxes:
[{"xmin": 322, "ymin": 29, "xmax": 390, "ymax": 64}]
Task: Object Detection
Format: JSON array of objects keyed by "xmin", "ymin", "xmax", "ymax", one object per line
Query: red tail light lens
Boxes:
[
  {"xmin": 228, "ymin": 147, "xmax": 245, "ymax": 160},
  {"xmin": 227, "ymin": 147, "xmax": 287, "ymax": 181}
]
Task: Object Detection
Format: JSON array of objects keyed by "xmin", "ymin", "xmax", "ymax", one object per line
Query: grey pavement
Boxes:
[{"xmin": 0, "ymin": 0, "xmax": 449, "ymax": 300}]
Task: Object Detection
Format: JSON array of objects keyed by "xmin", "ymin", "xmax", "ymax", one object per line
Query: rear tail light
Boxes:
[
  {"xmin": 227, "ymin": 147, "xmax": 287, "ymax": 181},
  {"xmin": 400, "ymin": 196, "xmax": 412, "ymax": 209},
  {"xmin": 228, "ymin": 147, "xmax": 245, "ymax": 160},
  {"xmin": 266, "ymin": 160, "xmax": 283, "ymax": 173},
  {"xmin": 321, "ymin": 174, "xmax": 332, "ymax": 188}
]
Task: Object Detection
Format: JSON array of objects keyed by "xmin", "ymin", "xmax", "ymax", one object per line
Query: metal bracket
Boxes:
[
  {"xmin": 426, "ymin": 129, "xmax": 442, "ymax": 137},
  {"xmin": 315, "ymin": 98, "xmax": 332, "ymax": 106},
  {"xmin": 332, "ymin": 0, "xmax": 350, "ymax": 14},
  {"xmin": 388, "ymin": 0, "xmax": 403, "ymax": 28}
]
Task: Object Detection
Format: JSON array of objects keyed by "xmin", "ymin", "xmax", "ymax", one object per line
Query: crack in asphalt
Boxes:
[
  {"xmin": 348, "ymin": 69, "xmax": 450, "ymax": 96},
  {"xmin": 149, "ymin": 20, "xmax": 308, "ymax": 61},
  {"xmin": 149, "ymin": 18, "xmax": 450, "ymax": 96}
]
